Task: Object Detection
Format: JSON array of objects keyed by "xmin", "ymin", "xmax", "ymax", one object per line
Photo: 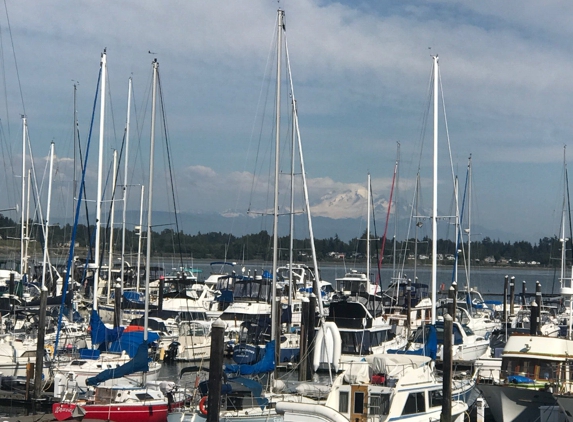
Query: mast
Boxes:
[
  {"xmin": 24, "ymin": 169, "xmax": 31, "ymax": 276},
  {"xmin": 285, "ymin": 22, "xmax": 324, "ymax": 318},
  {"xmin": 431, "ymin": 55, "xmax": 438, "ymax": 325},
  {"xmin": 145, "ymin": 58, "xmax": 159, "ymax": 347},
  {"xmin": 366, "ymin": 173, "xmax": 371, "ymax": 285},
  {"xmin": 94, "ymin": 49, "xmax": 107, "ymax": 310},
  {"xmin": 107, "ymin": 149, "xmax": 117, "ymax": 302},
  {"xmin": 467, "ymin": 155, "xmax": 472, "ymax": 292},
  {"xmin": 20, "ymin": 117, "xmax": 26, "ymax": 277},
  {"xmin": 42, "ymin": 142, "xmax": 55, "ymax": 291},
  {"xmin": 454, "ymin": 176, "xmax": 459, "ymax": 286},
  {"xmin": 136, "ymin": 185, "xmax": 144, "ymax": 291},
  {"xmin": 271, "ymin": 8, "xmax": 283, "ymax": 354},
  {"xmin": 121, "ymin": 77, "xmax": 132, "ymax": 294},
  {"xmin": 288, "ymin": 97, "xmax": 295, "ymax": 311}
]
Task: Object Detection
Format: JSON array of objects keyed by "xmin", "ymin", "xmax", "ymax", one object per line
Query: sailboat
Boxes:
[{"xmin": 52, "ymin": 56, "xmax": 183, "ymax": 422}]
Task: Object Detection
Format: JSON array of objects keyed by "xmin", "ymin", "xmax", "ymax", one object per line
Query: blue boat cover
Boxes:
[
  {"xmin": 90, "ymin": 310, "xmax": 124, "ymax": 345},
  {"xmin": 85, "ymin": 341, "xmax": 149, "ymax": 386},
  {"xmin": 230, "ymin": 377, "xmax": 268, "ymax": 409},
  {"xmin": 388, "ymin": 324, "xmax": 437, "ymax": 360},
  {"xmin": 224, "ymin": 340, "xmax": 275, "ymax": 375},
  {"xmin": 508, "ymin": 375, "xmax": 535, "ymax": 384},
  {"xmin": 108, "ymin": 330, "xmax": 160, "ymax": 357}
]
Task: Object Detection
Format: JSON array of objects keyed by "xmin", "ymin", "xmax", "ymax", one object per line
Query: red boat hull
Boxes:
[{"xmin": 53, "ymin": 402, "xmax": 170, "ymax": 422}]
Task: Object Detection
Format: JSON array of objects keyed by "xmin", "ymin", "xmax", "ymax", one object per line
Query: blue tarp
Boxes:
[
  {"xmin": 388, "ymin": 325, "xmax": 437, "ymax": 360},
  {"xmin": 108, "ymin": 330, "xmax": 160, "ymax": 357},
  {"xmin": 508, "ymin": 375, "xmax": 535, "ymax": 384},
  {"xmin": 90, "ymin": 310, "xmax": 123, "ymax": 345},
  {"xmin": 224, "ymin": 340, "xmax": 275, "ymax": 375},
  {"xmin": 85, "ymin": 341, "xmax": 150, "ymax": 386}
]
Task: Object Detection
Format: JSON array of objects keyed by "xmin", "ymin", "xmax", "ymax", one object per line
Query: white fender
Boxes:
[{"xmin": 313, "ymin": 321, "xmax": 342, "ymax": 372}]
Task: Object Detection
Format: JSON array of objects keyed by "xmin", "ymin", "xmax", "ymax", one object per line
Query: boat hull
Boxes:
[
  {"xmin": 478, "ymin": 383, "xmax": 557, "ymax": 422},
  {"xmin": 53, "ymin": 402, "xmax": 169, "ymax": 422}
]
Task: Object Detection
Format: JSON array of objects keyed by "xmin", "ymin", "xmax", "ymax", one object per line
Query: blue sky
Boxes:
[{"xmin": 0, "ymin": 1, "xmax": 571, "ymax": 244}]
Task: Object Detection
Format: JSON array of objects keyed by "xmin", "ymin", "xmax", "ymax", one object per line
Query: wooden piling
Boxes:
[
  {"xmin": 441, "ymin": 313, "xmax": 453, "ymax": 422},
  {"xmin": 207, "ymin": 319, "xmax": 225, "ymax": 422},
  {"xmin": 503, "ymin": 275, "xmax": 508, "ymax": 323},
  {"xmin": 114, "ymin": 283, "xmax": 121, "ymax": 328},
  {"xmin": 509, "ymin": 276, "xmax": 515, "ymax": 316}
]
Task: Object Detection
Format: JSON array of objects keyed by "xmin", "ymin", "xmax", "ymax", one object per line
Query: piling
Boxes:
[
  {"xmin": 530, "ymin": 301, "xmax": 538, "ymax": 335},
  {"xmin": 33, "ymin": 286, "xmax": 48, "ymax": 408},
  {"xmin": 476, "ymin": 397, "xmax": 485, "ymax": 422},
  {"xmin": 452, "ymin": 281, "xmax": 457, "ymax": 321},
  {"xmin": 447, "ymin": 284, "xmax": 455, "ymax": 320},
  {"xmin": 535, "ymin": 281, "xmax": 542, "ymax": 335},
  {"xmin": 9, "ymin": 272, "xmax": 14, "ymax": 296},
  {"xmin": 503, "ymin": 276, "xmax": 508, "ymax": 323},
  {"xmin": 308, "ymin": 293, "xmax": 317, "ymax": 372},
  {"xmin": 509, "ymin": 276, "xmax": 515, "ymax": 316},
  {"xmin": 158, "ymin": 277, "xmax": 165, "ymax": 311},
  {"xmin": 441, "ymin": 313, "xmax": 453, "ymax": 422},
  {"xmin": 207, "ymin": 319, "xmax": 225, "ymax": 422},
  {"xmin": 522, "ymin": 280, "xmax": 527, "ymax": 307},
  {"xmin": 406, "ymin": 278, "xmax": 412, "ymax": 335},
  {"xmin": 299, "ymin": 297, "xmax": 310, "ymax": 381},
  {"xmin": 114, "ymin": 283, "xmax": 121, "ymax": 328}
]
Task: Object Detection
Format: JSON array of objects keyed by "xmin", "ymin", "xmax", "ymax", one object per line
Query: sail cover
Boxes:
[{"xmin": 85, "ymin": 341, "xmax": 150, "ymax": 386}]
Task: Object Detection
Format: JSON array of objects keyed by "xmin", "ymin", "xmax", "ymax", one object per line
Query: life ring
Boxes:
[{"xmin": 199, "ymin": 395, "xmax": 208, "ymax": 416}]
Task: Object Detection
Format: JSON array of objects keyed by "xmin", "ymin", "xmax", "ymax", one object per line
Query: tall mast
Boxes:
[
  {"xmin": 107, "ymin": 149, "xmax": 117, "ymax": 302},
  {"xmin": 136, "ymin": 185, "xmax": 144, "ymax": 292},
  {"xmin": 145, "ymin": 59, "xmax": 159, "ymax": 343},
  {"xmin": 24, "ymin": 169, "xmax": 31, "ymax": 276},
  {"xmin": 94, "ymin": 49, "xmax": 107, "ymax": 310},
  {"xmin": 289, "ymin": 97, "xmax": 295, "ymax": 308},
  {"xmin": 285, "ymin": 28, "xmax": 324, "ymax": 318},
  {"xmin": 121, "ymin": 77, "xmax": 132, "ymax": 292},
  {"xmin": 20, "ymin": 117, "xmax": 26, "ymax": 277},
  {"xmin": 431, "ymin": 55, "xmax": 438, "ymax": 325},
  {"xmin": 271, "ymin": 9, "xmax": 283, "ymax": 348},
  {"xmin": 467, "ymin": 155, "xmax": 472, "ymax": 292},
  {"xmin": 42, "ymin": 142, "xmax": 55, "ymax": 290},
  {"xmin": 366, "ymin": 173, "xmax": 371, "ymax": 284},
  {"xmin": 73, "ymin": 83, "xmax": 78, "ymax": 216}
]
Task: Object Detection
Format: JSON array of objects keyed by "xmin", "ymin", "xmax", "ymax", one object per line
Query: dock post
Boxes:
[
  {"xmin": 308, "ymin": 293, "xmax": 317, "ymax": 375},
  {"xmin": 509, "ymin": 277, "xmax": 515, "ymax": 316},
  {"xmin": 207, "ymin": 319, "xmax": 225, "ymax": 422},
  {"xmin": 34, "ymin": 285, "xmax": 48, "ymax": 402},
  {"xmin": 299, "ymin": 296, "xmax": 309, "ymax": 381},
  {"xmin": 114, "ymin": 282, "xmax": 121, "ymax": 328},
  {"xmin": 476, "ymin": 397, "xmax": 485, "ymax": 422},
  {"xmin": 522, "ymin": 280, "xmax": 527, "ymax": 308},
  {"xmin": 535, "ymin": 281, "xmax": 542, "ymax": 335},
  {"xmin": 441, "ymin": 313, "xmax": 453, "ymax": 422},
  {"xmin": 448, "ymin": 284, "xmax": 455, "ymax": 320},
  {"xmin": 503, "ymin": 276, "xmax": 508, "ymax": 323},
  {"xmin": 406, "ymin": 278, "xmax": 412, "ymax": 336}
]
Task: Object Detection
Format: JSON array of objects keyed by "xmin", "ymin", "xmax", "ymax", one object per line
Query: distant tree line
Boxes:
[{"xmin": 0, "ymin": 213, "xmax": 564, "ymax": 267}]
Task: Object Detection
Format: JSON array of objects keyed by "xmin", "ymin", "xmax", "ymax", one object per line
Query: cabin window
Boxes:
[
  {"xmin": 339, "ymin": 391, "xmax": 349, "ymax": 413},
  {"xmin": 369, "ymin": 394, "xmax": 390, "ymax": 415},
  {"xmin": 402, "ymin": 392, "xmax": 425, "ymax": 415},
  {"xmin": 135, "ymin": 393, "xmax": 154, "ymax": 401},
  {"xmin": 354, "ymin": 391, "xmax": 365, "ymax": 414},
  {"xmin": 429, "ymin": 390, "xmax": 443, "ymax": 408}
]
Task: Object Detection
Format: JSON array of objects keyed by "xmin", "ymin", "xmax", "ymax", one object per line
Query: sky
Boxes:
[{"xmin": 0, "ymin": 0, "xmax": 572, "ymax": 244}]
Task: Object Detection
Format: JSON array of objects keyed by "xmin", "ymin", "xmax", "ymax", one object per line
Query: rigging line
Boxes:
[
  {"xmin": 376, "ymin": 157, "xmax": 398, "ymax": 293},
  {"xmin": 247, "ymin": 19, "xmax": 278, "ymax": 218},
  {"xmin": 452, "ymin": 163, "xmax": 469, "ymax": 285},
  {"xmin": 79, "ymin": 66, "xmax": 103, "ymax": 274},
  {"xmin": 438, "ymin": 65, "xmax": 457, "ymax": 194},
  {"xmin": 96, "ymin": 153, "xmax": 117, "ymax": 280},
  {"xmin": 566, "ymin": 165, "xmax": 572, "ymax": 283},
  {"xmin": 157, "ymin": 71, "xmax": 184, "ymax": 269},
  {"xmin": 2, "ymin": 0, "xmax": 24, "ymax": 117}
]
